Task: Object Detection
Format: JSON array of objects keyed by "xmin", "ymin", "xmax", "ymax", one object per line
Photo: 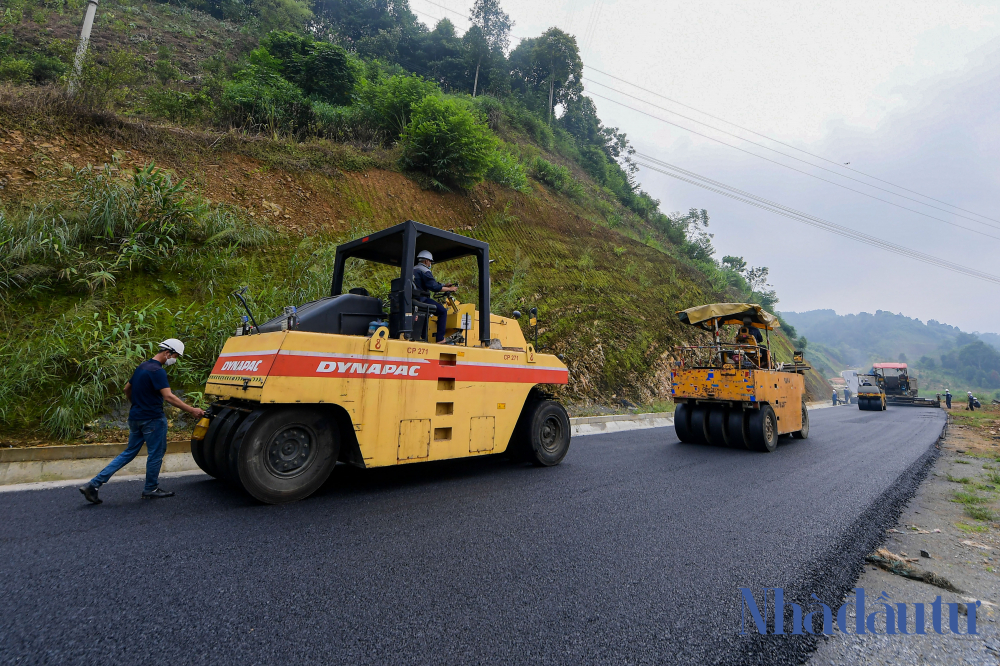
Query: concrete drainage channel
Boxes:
[{"xmin": 1, "ymin": 404, "xmax": 843, "ymax": 490}]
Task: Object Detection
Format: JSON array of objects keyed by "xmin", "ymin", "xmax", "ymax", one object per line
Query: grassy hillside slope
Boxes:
[{"xmin": 1, "ymin": 0, "xmax": 833, "ymax": 441}]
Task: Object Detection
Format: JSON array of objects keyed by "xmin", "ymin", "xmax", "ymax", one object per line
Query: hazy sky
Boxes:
[{"xmin": 410, "ymin": 0, "xmax": 1000, "ymax": 334}]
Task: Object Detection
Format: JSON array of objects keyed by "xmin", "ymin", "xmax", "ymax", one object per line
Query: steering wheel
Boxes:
[{"xmin": 433, "ymin": 282, "xmax": 459, "ymax": 303}]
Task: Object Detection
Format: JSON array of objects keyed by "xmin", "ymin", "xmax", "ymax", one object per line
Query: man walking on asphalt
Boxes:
[
  {"xmin": 79, "ymin": 339, "xmax": 205, "ymax": 504},
  {"xmin": 946, "ymin": 389, "xmax": 952, "ymax": 409},
  {"xmin": 832, "ymin": 388, "xmax": 839, "ymax": 406}
]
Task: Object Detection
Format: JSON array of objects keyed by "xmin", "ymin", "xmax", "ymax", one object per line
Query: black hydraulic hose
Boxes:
[{"xmin": 230, "ymin": 287, "xmax": 259, "ymax": 332}]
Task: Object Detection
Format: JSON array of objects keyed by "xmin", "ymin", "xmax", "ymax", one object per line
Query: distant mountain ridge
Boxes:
[{"xmin": 780, "ymin": 309, "xmax": 1000, "ymax": 394}]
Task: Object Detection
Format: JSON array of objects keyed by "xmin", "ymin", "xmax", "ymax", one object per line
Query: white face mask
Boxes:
[{"xmin": 165, "ymin": 357, "xmax": 177, "ymax": 366}]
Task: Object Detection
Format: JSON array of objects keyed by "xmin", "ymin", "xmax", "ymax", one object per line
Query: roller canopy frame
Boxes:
[
  {"xmin": 676, "ymin": 303, "xmax": 780, "ymax": 331},
  {"xmin": 330, "ymin": 220, "xmax": 491, "ymax": 343}
]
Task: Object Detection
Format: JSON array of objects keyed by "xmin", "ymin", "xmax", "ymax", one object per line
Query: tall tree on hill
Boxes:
[
  {"xmin": 510, "ymin": 28, "xmax": 582, "ymax": 123},
  {"xmin": 312, "ymin": 0, "xmax": 422, "ymax": 60},
  {"xmin": 467, "ymin": 0, "xmax": 512, "ymax": 97},
  {"xmin": 412, "ymin": 19, "xmax": 467, "ymax": 90}
]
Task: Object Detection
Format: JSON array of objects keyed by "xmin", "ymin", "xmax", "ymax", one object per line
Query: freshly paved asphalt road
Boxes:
[{"xmin": 0, "ymin": 406, "xmax": 945, "ymax": 665}]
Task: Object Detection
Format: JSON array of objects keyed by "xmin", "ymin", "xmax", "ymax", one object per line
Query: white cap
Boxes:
[
  {"xmin": 417, "ymin": 250, "xmax": 434, "ymax": 262},
  {"xmin": 158, "ymin": 338, "xmax": 185, "ymax": 356}
]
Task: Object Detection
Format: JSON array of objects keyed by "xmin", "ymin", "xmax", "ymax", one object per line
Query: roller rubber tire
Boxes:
[
  {"xmin": 727, "ymin": 409, "xmax": 750, "ymax": 450},
  {"xmin": 673, "ymin": 404, "xmax": 694, "ymax": 443},
  {"xmin": 190, "ymin": 414, "xmax": 214, "ymax": 476},
  {"xmin": 792, "ymin": 400, "xmax": 810, "ymax": 439},
  {"xmin": 226, "ymin": 408, "xmax": 268, "ymax": 487},
  {"xmin": 237, "ymin": 407, "xmax": 339, "ymax": 504},
  {"xmin": 210, "ymin": 409, "xmax": 247, "ymax": 482},
  {"xmin": 522, "ymin": 400, "xmax": 571, "ymax": 466},
  {"xmin": 193, "ymin": 408, "xmax": 226, "ymax": 478},
  {"xmin": 707, "ymin": 408, "xmax": 730, "ymax": 447},
  {"xmin": 747, "ymin": 404, "xmax": 778, "ymax": 453},
  {"xmin": 689, "ymin": 406, "xmax": 710, "ymax": 445}
]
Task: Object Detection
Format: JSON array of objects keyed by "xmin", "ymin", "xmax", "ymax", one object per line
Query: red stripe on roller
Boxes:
[{"xmin": 210, "ymin": 353, "xmax": 568, "ymax": 385}]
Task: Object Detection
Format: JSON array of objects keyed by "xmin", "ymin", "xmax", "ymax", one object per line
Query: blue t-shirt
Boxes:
[{"xmin": 129, "ymin": 359, "xmax": 170, "ymax": 420}]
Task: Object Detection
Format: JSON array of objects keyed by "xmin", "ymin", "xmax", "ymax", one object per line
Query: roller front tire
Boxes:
[
  {"xmin": 237, "ymin": 407, "xmax": 339, "ymax": 504},
  {"xmin": 747, "ymin": 405, "xmax": 778, "ymax": 453},
  {"xmin": 792, "ymin": 400, "xmax": 810, "ymax": 439}
]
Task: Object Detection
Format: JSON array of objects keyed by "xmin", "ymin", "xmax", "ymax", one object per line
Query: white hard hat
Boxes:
[
  {"xmin": 417, "ymin": 250, "xmax": 434, "ymax": 262},
  {"xmin": 158, "ymin": 338, "xmax": 185, "ymax": 356}
]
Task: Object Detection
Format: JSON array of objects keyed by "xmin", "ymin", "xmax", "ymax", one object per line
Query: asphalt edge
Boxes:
[{"xmin": 734, "ymin": 410, "xmax": 946, "ymax": 665}]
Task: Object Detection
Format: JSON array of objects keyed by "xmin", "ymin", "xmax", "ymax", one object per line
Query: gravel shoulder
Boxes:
[{"xmin": 809, "ymin": 406, "xmax": 1000, "ymax": 665}]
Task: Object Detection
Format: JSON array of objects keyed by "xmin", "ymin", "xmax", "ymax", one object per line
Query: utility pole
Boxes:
[{"xmin": 68, "ymin": 0, "xmax": 99, "ymax": 96}]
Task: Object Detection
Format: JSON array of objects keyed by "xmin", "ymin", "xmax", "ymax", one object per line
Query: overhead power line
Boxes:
[
  {"xmin": 587, "ymin": 66, "xmax": 1000, "ymax": 226},
  {"xmin": 414, "ymin": 0, "xmax": 525, "ymax": 42},
  {"xmin": 587, "ymin": 78, "xmax": 1000, "ymax": 233},
  {"xmin": 634, "ymin": 157, "xmax": 1000, "ymax": 285},
  {"xmin": 582, "ymin": 91, "xmax": 1000, "ymax": 241}
]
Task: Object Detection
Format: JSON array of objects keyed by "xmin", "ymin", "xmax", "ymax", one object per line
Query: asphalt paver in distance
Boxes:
[{"xmin": 0, "ymin": 407, "xmax": 944, "ymax": 665}]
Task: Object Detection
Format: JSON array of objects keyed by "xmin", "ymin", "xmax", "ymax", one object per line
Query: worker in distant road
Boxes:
[
  {"xmin": 945, "ymin": 389, "xmax": 952, "ymax": 409},
  {"xmin": 843, "ymin": 388, "xmax": 851, "ymax": 405},
  {"xmin": 832, "ymin": 388, "xmax": 839, "ymax": 406},
  {"xmin": 79, "ymin": 339, "xmax": 206, "ymax": 505},
  {"xmin": 968, "ymin": 391, "xmax": 976, "ymax": 411},
  {"xmin": 413, "ymin": 250, "xmax": 457, "ymax": 343}
]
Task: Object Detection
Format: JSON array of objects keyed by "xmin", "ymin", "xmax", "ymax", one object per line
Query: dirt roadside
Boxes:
[{"xmin": 809, "ymin": 405, "xmax": 1000, "ymax": 665}]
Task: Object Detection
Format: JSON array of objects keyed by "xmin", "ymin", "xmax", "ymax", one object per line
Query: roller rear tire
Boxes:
[
  {"xmin": 747, "ymin": 405, "xmax": 778, "ymax": 453},
  {"xmin": 673, "ymin": 404, "xmax": 694, "ymax": 443},
  {"xmin": 237, "ymin": 407, "xmax": 339, "ymax": 504},
  {"xmin": 727, "ymin": 409, "xmax": 750, "ymax": 450},
  {"xmin": 707, "ymin": 408, "xmax": 730, "ymax": 447},
  {"xmin": 689, "ymin": 406, "xmax": 710, "ymax": 445}
]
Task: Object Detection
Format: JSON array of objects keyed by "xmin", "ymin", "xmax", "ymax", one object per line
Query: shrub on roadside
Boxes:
[
  {"xmin": 486, "ymin": 149, "xmax": 528, "ymax": 192},
  {"xmin": 531, "ymin": 156, "xmax": 569, "ymax": 189},
  {"xmin": 400, "ymin": 95, "xmax": 498, "ymax": 190},
  {"xmin": 219, "ymin": 64, "xmax": 311, "ymax": 132},
  {"xmin": 73, "ymin": 47, "xmax": 146, "ymax": 109},
  {"xmin": 145, "ymin": 89, "xmax": 214, "ymax": 123},
  {"xmin": 259, "ymin": 31, "xmax": 362, "ymax": 105},
  {"xmin": 354, "ymin": 74, "xmax": 439, "ymax": 140},
  {"xmin": 0, "ymin": 58, "xmax": 33, "ymax": 84}
]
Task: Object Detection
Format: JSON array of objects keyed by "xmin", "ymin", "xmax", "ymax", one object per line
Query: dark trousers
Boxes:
[
  {"xmin": 969, "ymin": 399, "xmax": 976, "ymax": 411},
  {"xmin": 946, "ymin": 396, "xmax": 952, "ymax": 408},
  {"xmin": 420, "ymin": 297, "xmax": 448, "ymax": 342},
  {"xmin": 90, "ymin": 416, "xmax": 168, "ymax": 493}
]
